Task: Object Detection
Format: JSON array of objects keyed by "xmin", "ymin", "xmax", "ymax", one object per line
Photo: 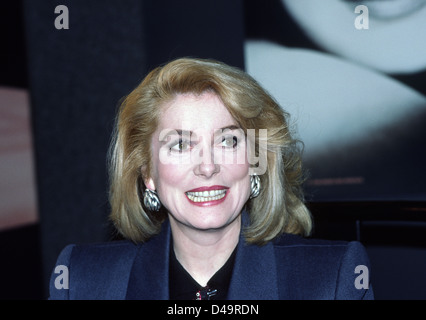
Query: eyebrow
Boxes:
[
  {"xmin": 161, "ymin": 129, "xmax": 192, "ymax": 138},
  {"xmin": 218, "ymin": 125, "xmax": 241, "ymax": 132}
]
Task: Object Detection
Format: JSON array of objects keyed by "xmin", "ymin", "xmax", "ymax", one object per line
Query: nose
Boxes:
[{"xmin": 193, "ymin": 142, "xmax": 220, "ymax": 178}]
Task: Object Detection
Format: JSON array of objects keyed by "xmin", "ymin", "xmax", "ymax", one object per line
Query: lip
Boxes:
[
  {"xmin": 186, "ymin": 185, "xmax": 229, "ymax": 193},
  {"xmin": 185, "ymin": 185, "xmax": 229, "ymax": 207}
]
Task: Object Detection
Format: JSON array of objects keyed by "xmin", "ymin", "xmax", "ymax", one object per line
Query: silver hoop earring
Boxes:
[
  {"xmin": 250, "ymin": 175, "xmax": 261, "ymax": 199},
  {"xmin": 143, "ymin": 189, "xmax": 161, "ymax": 212}
]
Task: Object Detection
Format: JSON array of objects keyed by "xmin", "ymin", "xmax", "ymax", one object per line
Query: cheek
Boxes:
[
  {"xmin": 150, "ymin": 139, "xmax": 188, "ymax": 188},
  {"xmin": 214, "ymin": 143, "xmax": 249, "ymax": 169},
  {"xmin": 227, "ymin": 164, "xmax": 251, "ymax": 206},
  {"xmin": 226, "ymin": 163, "xmax": 251, "ymax": 187},
  {"xmin": 155, "ymin": 163, "xmax": 186, "ymax": 190},
  {"xmin": 219, "ymin": 143, "xmax": 250, "ymax": 184}
]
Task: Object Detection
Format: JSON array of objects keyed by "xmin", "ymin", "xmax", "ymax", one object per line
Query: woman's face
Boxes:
[{"xmin": 146, "ymin": 91, "xmax": 251, "ymax": 231}]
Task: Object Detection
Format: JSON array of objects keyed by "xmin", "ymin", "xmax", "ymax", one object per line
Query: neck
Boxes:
[{"xmin": 169, "ymin": 214, "xmax": 241, "ymax": 287}]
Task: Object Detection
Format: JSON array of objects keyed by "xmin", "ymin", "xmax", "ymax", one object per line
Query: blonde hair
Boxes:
[{"xmin": 108, "ymin": 57, "xmax": 312, "ymax": 245}]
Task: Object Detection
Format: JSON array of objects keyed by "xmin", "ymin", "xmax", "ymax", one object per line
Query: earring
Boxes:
[
  {"xmin": 249, "ymin": 175, "xmax": 261, "ymax": 199},
  {"xmin": 143, "ymin": 189, "xmax": 161, "ymax": 212}
]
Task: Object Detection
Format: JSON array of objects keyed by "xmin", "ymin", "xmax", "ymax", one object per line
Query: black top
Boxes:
[{"xmin": 169, "ymin": 245, "xmax": 237, "ymax": 300}]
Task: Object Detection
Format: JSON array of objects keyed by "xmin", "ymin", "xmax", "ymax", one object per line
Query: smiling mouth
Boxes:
[{"xmin": 186, "ymin": 189, "xmax": 227, "ymax": 203}]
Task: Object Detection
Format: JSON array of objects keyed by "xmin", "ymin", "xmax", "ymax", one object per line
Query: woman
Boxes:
[{"xmin": 49, "ymin": 57, "xmax": 373, "ymax": 300}]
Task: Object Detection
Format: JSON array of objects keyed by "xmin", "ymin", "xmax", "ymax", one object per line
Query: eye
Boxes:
[
  {"xmin": 221, "ymin": 136, "xmax": 238, "ymax": 149},
  {"xmin": 170, "ymin": 139, "xmax": 191, "ymax": 152}
]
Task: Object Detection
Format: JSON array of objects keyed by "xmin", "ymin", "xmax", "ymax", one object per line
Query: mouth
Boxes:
[
  {"xmin": 186, "ymin": 189, "xmax": 227, "ymax": 202},
  {"xmin": 185, "ymin": 186, "xmax": 229, "ymax": 206}
]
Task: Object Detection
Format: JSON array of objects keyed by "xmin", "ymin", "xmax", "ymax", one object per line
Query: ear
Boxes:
[
  {"xmin": 144, "ymin": 177, "xmax": 156, "ymax": 191},
  {"xmin": 141, "ymin": 166, "xmax": 156, "ymax": 190}
]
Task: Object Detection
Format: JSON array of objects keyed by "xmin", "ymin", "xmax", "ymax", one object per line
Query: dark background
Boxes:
[{"xmin": 1, "ymin": 0, "xmax": 425, "ymax": 300}]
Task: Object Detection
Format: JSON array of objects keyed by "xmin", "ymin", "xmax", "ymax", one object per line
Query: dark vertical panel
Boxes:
[
  {"xmin": 0, "ymin": 0, "xmax": 28, "ymax": 88},
  {"xmin": 0, "ymin": 225, "xmax": 43, "ymax": 299},
  {"xmin": 143, "ymin": 0, "xmax": 245, "ymax": 70},
  {"xmin": 23, "ymin": 0, "xmax": 147, "ymax": 296}
]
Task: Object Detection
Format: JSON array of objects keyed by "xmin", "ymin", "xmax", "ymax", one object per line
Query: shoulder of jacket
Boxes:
[
  {"xmin": 271, "ymin": 234, "xmax": 372, "ymax": 299},
  {"xmin": 71, "ymin": 239, "xmax": 139, "ymax": 253},
  {"xmin": 271, "ymin": 233, "xmax": 358, "ymax": 269},
  {"xmin": 67, "ymin": 239, "xmax": 140, "ymax": 267},
  {"xmin": 50, "ymin": 240, "xmax": 141, "ymax": 300},
  {"xmin": 273, "ymin": 233, "xmax": 349, "ymax": 248}
]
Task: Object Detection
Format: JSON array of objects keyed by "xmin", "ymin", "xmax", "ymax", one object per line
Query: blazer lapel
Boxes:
[
  {"xmin": 125, "ymin": 222, "xmax": 171, "ymax": 300},
  {"xmin": 227, "ymin": 237, "xmax": 279, "ymax": 300}
]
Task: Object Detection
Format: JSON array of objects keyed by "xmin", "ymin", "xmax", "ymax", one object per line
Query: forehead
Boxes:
[{"xmin": 158, "ymin": 92, "xmax": 237, "ymax": 131}]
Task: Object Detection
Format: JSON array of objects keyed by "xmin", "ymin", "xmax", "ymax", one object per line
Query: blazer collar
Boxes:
[{"xmin": 125, "ymin": 213, "xmax": 279, "ymax": 300}]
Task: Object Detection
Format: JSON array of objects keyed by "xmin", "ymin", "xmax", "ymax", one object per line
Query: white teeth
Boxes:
[{"xmin": 186, "ymin": 189, "xmax": 227, "ymax": 202}]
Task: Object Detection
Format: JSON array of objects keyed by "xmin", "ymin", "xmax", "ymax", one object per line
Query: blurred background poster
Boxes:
[
  {"xmin": 0, "ymin": 88, "xmax": 37, "ymax": 230},
  {"xmin": 0, "ymin": 0, "xmax": 38, "ymax": 232},
  {"xmin": 244, "ymin": 0, "xmax": 426, "ymax": 202}
]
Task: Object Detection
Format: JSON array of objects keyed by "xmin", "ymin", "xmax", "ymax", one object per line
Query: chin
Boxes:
[
  {"xmin": 190, "ymin": 218, "xmax": 230, "ymax": 231},
  {"xmin": 187, "ymin": 211, "xmax": 240, "ymax": 232}
]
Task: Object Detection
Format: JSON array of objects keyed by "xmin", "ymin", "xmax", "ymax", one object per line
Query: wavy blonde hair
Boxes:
[{"xmin": 108, "ymin": 57, "xmax": 312, "ymax": 245}]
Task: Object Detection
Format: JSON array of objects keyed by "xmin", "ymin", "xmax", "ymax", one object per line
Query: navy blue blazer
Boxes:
[{"xmin": 49, "ymin": 218, "xmax": 373, "ymax": 300}]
